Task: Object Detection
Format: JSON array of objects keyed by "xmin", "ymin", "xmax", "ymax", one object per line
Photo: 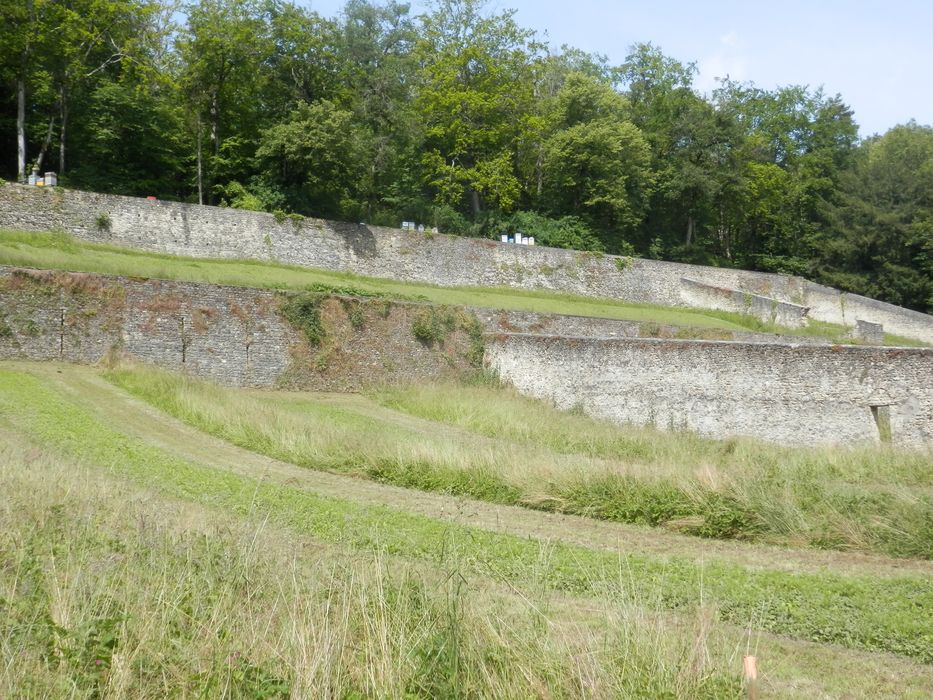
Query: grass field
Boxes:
[
  {"xmin": 0, "ymin": 228, "xmax": 889, "ymax": 342},
  {"xmin": 104, "ymin": 365, "xmax": 933, "ymax": 560},
  {"xmin": 1, "ymin": 361, "xmax": 932, "ymax": 697}
]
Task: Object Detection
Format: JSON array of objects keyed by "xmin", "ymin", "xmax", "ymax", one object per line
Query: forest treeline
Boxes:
[{"xmin": 2, "ymin": 0, "xmax": 931, "ymax": 312}]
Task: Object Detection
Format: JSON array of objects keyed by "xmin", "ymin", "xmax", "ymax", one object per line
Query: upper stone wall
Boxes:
[{"xmin": 2, "ymin": 183, "xmax": 931, "ymax": 343}]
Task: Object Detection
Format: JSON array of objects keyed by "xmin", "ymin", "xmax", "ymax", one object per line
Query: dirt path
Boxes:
[{"xmin": 16, "ymin": 361, "xmax": 933, "ymax": 580}]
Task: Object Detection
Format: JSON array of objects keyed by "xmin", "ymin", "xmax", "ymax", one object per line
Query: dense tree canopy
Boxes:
[{"xmin": 1, "ymin": 0, "xmax": 930, "ymax": 312}]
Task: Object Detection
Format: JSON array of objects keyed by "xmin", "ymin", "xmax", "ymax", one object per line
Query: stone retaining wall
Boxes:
[
  {"xmin": 2, "ymin": 183, "xmax": 931, "ymax": 342},
  {"xmin": 0, "ymin": 266, "xmax": 478, "ymax": 389},
  {"xmin": 486, "ymin": 333, "xmax": 933, "ymax": 448}
]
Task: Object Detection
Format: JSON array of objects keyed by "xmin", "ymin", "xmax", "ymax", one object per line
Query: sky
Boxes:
[{"xmin": 305, "ymin": 0, "xmax": 933, "ymax": 137}]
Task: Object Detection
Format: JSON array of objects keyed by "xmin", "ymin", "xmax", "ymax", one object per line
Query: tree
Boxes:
[
  {"xmin": 822, "ymin": 122, "xmax": 933, "ymax": 312},
  {"xmin": 265, "ymin": 0, "xmax": 342, "ymax": 112},
  {"xmin": 336, "ymin": 0, "xmax": 419, "ymax": 222},
  {"xmin": 177, "ymin": 0, "xmax": 270, "ymax": 202},
  {"xmin": 539, "ymin": 73, "xmax": 654, "ymax": 248},
  {"xmin": 256, "ymin": 99, "xmax": 363, "ymax": 217},
  {"xmin": 619, "ymin": 44, "xmax": 739, "ymax": 259},
  {"xmin": 712, "ymin": 80, "xmax": 858, "ymax": 271},
  {"xmin": 0, "ymin": 0, "xmax": 46, "ymax": 181},
  {"xmin": 415, "ymin": 0, "xmax": 540, "ymax": 217}
]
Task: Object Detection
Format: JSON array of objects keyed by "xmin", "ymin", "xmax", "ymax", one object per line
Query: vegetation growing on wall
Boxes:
[
  {"xmin": 278, "ymin": 292, "xmax": 325, "ymax": 345},
  {"xmin": 95, "ymin": 212, "xmax": 112, "ymax": 233},
  {"xmin": 411, "ymin": 306, "xmax": 485, "ymax": 367}
]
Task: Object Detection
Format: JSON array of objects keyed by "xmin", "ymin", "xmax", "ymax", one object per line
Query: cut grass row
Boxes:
[
  {"xmin": 2, "ymin": 365, "xmax": 931, "ymax": 663},
  {"xmin": 0, "ymin": 228, "xmax": 869, "ymax": 339},
  {"xmin": 8, "ymin": 441, "xmax": 932, "ymax": 699},
  {"xmin": 2, "ymin": 443, "xmax": 743, "ymax": 698},
  {"xmin": 107, "ymin": 366, "xmax": 933, "ymax": 559}
]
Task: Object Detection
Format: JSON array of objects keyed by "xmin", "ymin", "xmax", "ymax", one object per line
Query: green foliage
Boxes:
[
  {"xmin": 340, "ymin": 298, "xmax": 366, "ymax": 330},
  {"xmin": 411, "ymin": 306, "xmax": 458, "ymax": 345},
  {"xmin": 278, "ymin": 292, "xmax": 325, "ymax": 345},
  {"xmin": 505, "ymin": 211, "xmax": 603, "ymax": 251},
  {"xmin": 539, "ymin": 73, "xmax": 655, "ymax": 241},
  {"xmin": 94, "ymin": 212, "xmax": 111, "ymax": 233},
  {"xmin": 409, "ymin": 306, "xmax": 484, "ymax": 365},
  {"xmin": 217, "ymin": 181, "xmax": 266, "ymax": 212},
  {"xmin": 257, "ymin": 100, "xmax": 363, "ymax": 218}
]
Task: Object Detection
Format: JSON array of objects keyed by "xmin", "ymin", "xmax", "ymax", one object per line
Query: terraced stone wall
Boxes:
[
  {"xmin": 0, "ymin": 267, "xmax": 479, "ymax": 389},
  {"xmin": 3, "ymin": 183, "xmax": 932, "ymax": 342},
  {"xmin": 486, "ymin": 333, "xmax": 933, "ymax": 448}
]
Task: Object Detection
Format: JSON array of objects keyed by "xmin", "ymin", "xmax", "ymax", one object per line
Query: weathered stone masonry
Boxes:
[
  {"xmin": 0, "ymin": 267, "xmax": 478, "ymax": 390},
  {"xmin": 486, "ymin": 334, "xmax": 933, "ymax": 448},
  {"xmin": 2, "ymin": 183, "xmax": 932, "ymax": 448},
  {"xmin": 2, "ymin": 183, "xmax": 932, "ymax": 343}
]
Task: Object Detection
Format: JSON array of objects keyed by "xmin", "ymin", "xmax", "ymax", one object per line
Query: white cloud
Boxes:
[
  {"xmin": 719, "ymin": 31, "xmax": 740, "ymax": 47},
  {"xmin": 696, "ymin": 31, "xmax": 748, "ymax": 94}
]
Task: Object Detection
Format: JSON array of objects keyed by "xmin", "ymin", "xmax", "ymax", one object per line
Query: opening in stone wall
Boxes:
[{"xmin": 870, "ymin": 405, "xmax": 893, "ymax": 444}]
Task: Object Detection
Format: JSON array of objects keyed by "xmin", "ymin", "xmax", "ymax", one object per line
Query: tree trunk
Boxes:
[
  {"xmin": 208, "ymin": 92, "xmax": 220, "ymax": 205},
  {"xmin": 18, "ymin": 0, "xmax": 33, "ymax": 182},
  {"xmin": 196, "ymin": 118, "xmax": 204, "ymax": 206},
  {"xmin": 718, "ymin": 202, "xmax": 731, "ymax": 259},
  {"xmin": 470, "ymin": 189, "xmax": 482, "ymax": 217},
  {"xmin": 210, "ymin": 92, "xmax": 220, "ymax": 155},
  {"xmin": 59, "ymin": 85, "xmax": 68, "ymax": 175},
  {"xmin": 685, "ymin": 216, "xmax": 695, "ymax": 246},
  {"xmin": 35, "ymin": 116, "xmax": 55, "ymax": 173},
  {"xmin": 535, "ymin": 148, "xmax": 544, "ymax": 197},
  {"xmin": 17, "ymin": 75, "xmax": 26, "ymax": 182}
]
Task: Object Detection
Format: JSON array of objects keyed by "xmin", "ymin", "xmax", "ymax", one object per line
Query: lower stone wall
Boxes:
[
  {"xmin": 0, "ymin": 267, "xmax": 479, "ymax": 389},
  {"xmin": 486, "ymin": 334, "xmax": 933, "ymax": 448},
  {"xmin": 473, "ymin": 308, "xmax": 830, "ymax": 345}
]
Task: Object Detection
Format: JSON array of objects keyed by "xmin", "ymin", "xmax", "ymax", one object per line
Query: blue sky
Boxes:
[{"xmin": 306, "ymin": 0, "xmax": 932, "ymax": 136}]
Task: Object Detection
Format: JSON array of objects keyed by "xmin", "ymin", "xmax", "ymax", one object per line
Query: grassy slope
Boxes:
[
  {"xmin": 1, "ymin": 364, "xmax": 931, "ymax": 667},
  {"xmin": 106, "ymin": 366, "xmax": 933, "ymax": 559},
  {"xmin": 5, "ymin": 441, "xmax": 740, "ymax": 698},
  {"xmin": 6, "ymin": 439, "xmax": 932, "ymax": 699},
  {"xmin": 0, "ymin": 229, "xmax": 845, "ymax": 335}
]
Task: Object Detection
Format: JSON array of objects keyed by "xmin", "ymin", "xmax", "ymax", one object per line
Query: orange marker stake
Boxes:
[{"xmin": 743, "ymin": 655, "xmax": 759, "ymax": 700}]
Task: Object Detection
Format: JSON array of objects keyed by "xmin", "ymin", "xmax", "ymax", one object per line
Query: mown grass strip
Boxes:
[
  {"xmin": 1, "ymin": 367, "xmax": 931, "ymax": 662},
  {"xmin": 0, "ymin": 229, "xmax": 800, "ymax": 332}
]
